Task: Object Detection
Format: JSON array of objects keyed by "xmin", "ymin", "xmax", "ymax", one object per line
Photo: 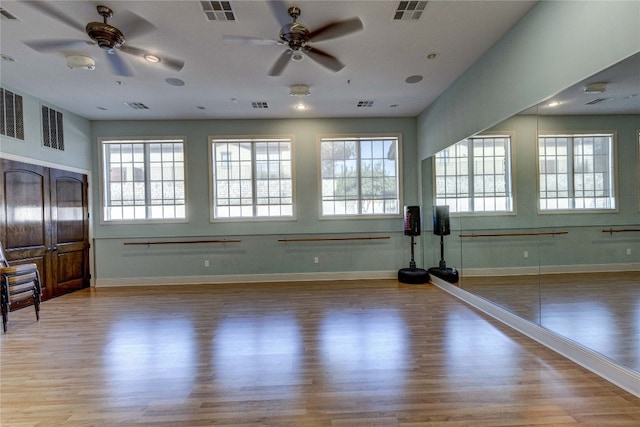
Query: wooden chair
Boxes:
[{"xmin": 0, "ymin": 242, "xmax": 42, "ymax": 333}]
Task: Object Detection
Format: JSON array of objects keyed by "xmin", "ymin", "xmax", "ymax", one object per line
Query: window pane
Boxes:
[
  {"xmin": 434, "ymin": 136, "xmax": 512, "ymax": 213},
  {"xmin": 102, "ymin": 138, "xmax": 186, "ymax": 221},
  {"xmin": 212, "ymin": 138, "xmax": 293, "ymax": 219},
  {"xmin": 539, "ymin": 134, "xmax": 615, "ymax": 210},
  {"xmin": 320, "ymin": 137, "xmax": 400, "ymax": 217}
]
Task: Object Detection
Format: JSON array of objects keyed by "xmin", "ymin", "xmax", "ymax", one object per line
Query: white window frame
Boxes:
[
  {"xmin": 99, "ymin": 136, "xmax": 187, "ymax": 223},
  {"xmin": 433, "ymin": 134, "xmax": 514, "ymax": 214},
  {"xmin": 319, "ymin": 134, "xmax": 402, "ymax": 218},
  {"xmin": 210, "ymin": 135, "xmax": 295, "ymax": 221},
  {"xmin": 538, "ymin": 132, "xmax": 617, "ymax": 212}
]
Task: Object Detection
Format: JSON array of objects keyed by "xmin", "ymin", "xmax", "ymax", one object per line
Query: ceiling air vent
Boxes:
[
  {"xmin": 585, "ymin": 97, "xmax": 614, "ymax": 105},
  {"xmin": 251, "ymin": 101, "xmax": 269, "ymax": 109},
  {"xmin": 357, "ymin": 100, "xmax": 374, "ymax": 107},
  {"xmin": 0, "ymin": 8, "xmax": 18, "ymax": 20},
  {"xmin": 125, "ymin": 102, "xmax": 150, "ymax": 110},
  {"xmin": 394, "ymin": 1, "xmax": 428, "ymax": 21},
  {"xmin": 200, "ymin": 1, "xmax": 236, "ymax": 21}
]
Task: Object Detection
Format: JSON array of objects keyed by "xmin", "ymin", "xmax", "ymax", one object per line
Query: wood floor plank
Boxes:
[{"xmin": 1, "ymin": 280, "xmax": 638, "ymax": 426}]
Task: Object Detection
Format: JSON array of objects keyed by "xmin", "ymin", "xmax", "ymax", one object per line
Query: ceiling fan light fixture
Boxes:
[
  {"xmin": 66, "ymin": 55, "xmax": 95, "ymax": 70},
  {"xmin": 290, "ymin": 84, "xmax": 310, "ymax": 96},
  {"xmin": 291, "ymin": 52, "xmax": 304, "ymax": 62},
  {"xmin": 144, "ymin": 54, "xmax": 161, "ymax": 63}
]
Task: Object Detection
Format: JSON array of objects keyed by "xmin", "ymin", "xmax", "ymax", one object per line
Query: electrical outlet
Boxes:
[
  {"xmin": 314, "ymin": 257, "xmax": 319, "ymax": 264},
  {"xmin": 523, "ymin": 251, "xmax": 528, "ymax": 258},
  {"xmin": 204, "ymin": 260, "xmax": 210, "ymax": 267},
  {"xmin": 627, "ymin": 248, "xmax": 632, "ymax": 256}
]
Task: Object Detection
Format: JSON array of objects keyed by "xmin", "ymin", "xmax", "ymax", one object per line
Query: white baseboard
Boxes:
[
  {"xmin": 430, "ymin": 276, "xmax": 640, "ymax": 398},
  {"xmin": 461, "ymin": 262, "xmax": 640, "ymax": 277},
  {"xmin": 95, "ymin": 270, "xmax": 398, "ymax": 287}
]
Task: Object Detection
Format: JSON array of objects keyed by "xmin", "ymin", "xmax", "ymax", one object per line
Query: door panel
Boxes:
[
  {"xmin": 1, "ymin": 159, "xmax": 89, "ymax": 300},
  {"xmin": 50, "ymin": 168, "xmax": 89, "ymax": 296},
  {"xmin": 1, "ymin": 159, "xmax": 52, "ymax": 298}
]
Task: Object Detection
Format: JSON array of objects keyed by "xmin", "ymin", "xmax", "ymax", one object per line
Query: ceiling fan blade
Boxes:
[
  {"xmin": 25, "ymin": 1, "xmax": 86, "ymax": 34},
  {"xmin": 115, "ymin": 10, "xmax": 157, "ymax": 40},
  {"xmin": 223, "ymin": 35, "xmax": 280, "ymax": 46},
  {"xmin": 24, "ymin": 39, "xmax": 92, "ymax": 53},
  {"xmin": 303, "ymin": 46, "xmax": 345, "ymax": 73},
  {"xmin": 268, "ymin": 50, "xmax": 292, "ymax": 76},
  {"xmin": 308, "ymin": 17, "xmax": 364, "ymax": 42},
  {"xmin": 105, "ymin": 51, "xmax": 134, "ymax": 77},
  {"xmin": 267, "ymin": 0, "xmax": 292, "ymax": 27},
  {"xmin": 119, "ymin": 45, "xmax": 185, "ymax": 72}
]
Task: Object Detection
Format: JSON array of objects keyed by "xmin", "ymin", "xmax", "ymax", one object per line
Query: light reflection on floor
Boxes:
[
  {"xmin": 103, "ymin": 317, "xmax": 196, "ymax": 400},
  {"xmin": 212, "ymin": 313, "xmax": 303, "ymax": 388}
]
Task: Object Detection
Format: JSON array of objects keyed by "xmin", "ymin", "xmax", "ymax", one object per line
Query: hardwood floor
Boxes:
[
  {"xmin": 1, "ymin": 280, "xmax": 639, "ymax": 426},
  {"xmin": 461, "ymin": 271, "xmax": 640, "ymax": 371}
]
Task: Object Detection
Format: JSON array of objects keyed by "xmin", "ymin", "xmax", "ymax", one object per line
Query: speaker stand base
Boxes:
[
  {"xmin": 398, "ymin": 267, "xmax": 429, "ymax": 284},
  {"xmin": 428, "ymin": 267, "xmax": 459, "ymax": 284}
]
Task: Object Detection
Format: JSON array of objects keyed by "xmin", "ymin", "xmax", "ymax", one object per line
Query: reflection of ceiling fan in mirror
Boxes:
[
  {"xmin": 223, "ymin": 3, "xmax": 363, "ymax": 76},
  {"xmin": 23, "ymin": 3, "xmax": 184, "ymax": 77}
]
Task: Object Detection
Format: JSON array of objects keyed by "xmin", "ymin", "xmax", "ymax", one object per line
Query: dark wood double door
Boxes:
[{"xmin": 1, "ymin": 159, "xmax": 90, "ymax": 300}]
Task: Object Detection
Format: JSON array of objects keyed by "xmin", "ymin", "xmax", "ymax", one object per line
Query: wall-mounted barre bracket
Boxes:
[
  {"xmin": 602, "ymin": 228, "xmax": 640, "ymax": 235},
  {"xmin": 123, "ymin": 239, "xmax": 241, "ymax": 246},
  {"xmin": 459, "ymin": 231, "xmax": 568, "ymax": 238},
  {"xmin": 277, "ymin": 236, "xmax": 390, "ymax": 242}
]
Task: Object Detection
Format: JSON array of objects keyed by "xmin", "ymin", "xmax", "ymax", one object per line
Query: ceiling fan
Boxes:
[
  {"xmin": 23, "ymin": 2, "xmax": 184, "ymax": 77},
  {"xmin": 223, "ymin": 4, "xmax": 363, "ymax": 76}
]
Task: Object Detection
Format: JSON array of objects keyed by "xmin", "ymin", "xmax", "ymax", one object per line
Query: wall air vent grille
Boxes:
[
  {"xmin": 0, "ymin": 87, "xmax": 24, "ymax": 140},
  {"xmin": 42, "ymin": 105, "xmax": 64, "ymax": 151},
  {"xmin": 201, "ymin": 1, "xmax": 236, "ymax": 21}
]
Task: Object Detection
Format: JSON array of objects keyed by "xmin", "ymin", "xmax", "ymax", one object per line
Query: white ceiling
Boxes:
[{"xmin": 0, "ymin": 0, "xmax": 539, "ymax": 121}]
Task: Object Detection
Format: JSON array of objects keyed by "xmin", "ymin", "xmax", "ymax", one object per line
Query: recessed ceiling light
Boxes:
[
  {"xmin": 165, "ymin": 77, "xmax": 185, "ymax": 87},
  {"xmin": 426, "ymin": 53, "xmax": 437, "ymax": 59},
  {"xmin": 1, "ymin": 54, "xmax": 15, "ymax": 62},
  {"xmin": 295, "ymin": 103, "xmax": 307, "ymax": 111},
  {"xmin": 144, "ymin": 54, "xmax": 161, "ymax": 63},
  {"xmin": 405, "ymin": 75, "xmax": 423, "ymax": 84},
  {"xmin": 97, "ymin": 106, "xmax": 108, "ymax": 110},
  {"xmin": 197, "ymin": 106, "xmax": 206, "ymax": 110},
  {"xmin": 584, "ymin": 82, "xmax": 607, "ymax": 94}
]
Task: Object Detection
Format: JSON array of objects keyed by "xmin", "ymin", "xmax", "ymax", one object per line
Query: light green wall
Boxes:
[
  {"xmin": 417, "ymin": 0, "xmax": 640, "ymax": 159},
  {"xmin": 0, "ymin": 85, "xmax": 92, "ymax": 171},
  {"xmin": 421, "ymin": 114, "xmax": 640, "ymax": 271},
  {"xmin": 91, "ymin": 117, "xmax": 421, "ymax": 282}
]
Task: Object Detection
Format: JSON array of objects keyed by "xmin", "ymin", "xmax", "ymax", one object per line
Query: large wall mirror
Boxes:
[{"xmin": 437, "ymin": 51, "xmax": 639, "ymax": 374}]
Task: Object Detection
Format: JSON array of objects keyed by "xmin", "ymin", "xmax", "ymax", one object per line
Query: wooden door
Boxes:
[
  {"xmin": 49, "ymin": 168, "xmax": 90, "ymax": 296},
  {"xmin": 0, "ymin": 159, "xmax": 89, "ymax": 300}
]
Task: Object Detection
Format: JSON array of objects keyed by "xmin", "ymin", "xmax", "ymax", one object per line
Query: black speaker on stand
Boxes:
[
  {"xmin": 428, "ymin": 205, "xmax": 459, "ymax": 283},
  {"xmin": 398, "ymin": 206, "xmax": 429, "ymax": 284}
]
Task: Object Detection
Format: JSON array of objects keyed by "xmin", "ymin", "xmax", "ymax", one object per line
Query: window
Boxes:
[
  {"xmin": 320, "ymin": 135, "xmax": 400, "ymax": 217},
  {"xmin": 211, "ymin": 137, "xmax": 293, "ymax": 219},
  {"xmin": 538, "ymin": 133, "xmax": 615, "ymax": 210},
  {"xmin": 434, "ymin": 135, "xmax": 513, "ymax": 213},
  {"xmin": 101, "ymin": 137, "xmax": 186, "ymax": 222}
]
